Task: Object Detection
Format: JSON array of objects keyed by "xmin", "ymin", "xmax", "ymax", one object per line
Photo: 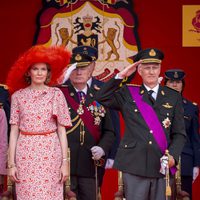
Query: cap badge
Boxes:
[
  {"xmin": 149, "ymin": 49, "xmax": 156, "ymax": 57},
  {"xmin": 75, "ymin": 54, "xmax": 82, "ymax": 61},
  {"xmin": 173, "ymin": 71, "xmax": 178, "ymax": 78}
]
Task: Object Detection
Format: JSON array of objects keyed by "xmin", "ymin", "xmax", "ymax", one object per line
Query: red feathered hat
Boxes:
[{"xmin": 6, "ymin": 45, "xmax": 71, "ymax": 94}]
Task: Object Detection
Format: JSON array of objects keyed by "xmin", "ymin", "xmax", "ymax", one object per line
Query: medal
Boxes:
[{"xmin": 77, "ymin": 104, "xmax": 84, "ymax": 115}]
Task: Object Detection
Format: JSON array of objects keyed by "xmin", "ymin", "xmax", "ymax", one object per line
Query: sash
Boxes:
[
  {"xmin": 128, "ymin": 86, "xmax": 176, "ymax": 174},
  {"xmin": 60, "ymin": 87, "xmax": 101, "ymax": 142}
]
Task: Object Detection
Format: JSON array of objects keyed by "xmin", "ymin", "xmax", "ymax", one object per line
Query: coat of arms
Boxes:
[{"xmin": 34, "ymin": 0, "xmax": 140, "ymax": 81}]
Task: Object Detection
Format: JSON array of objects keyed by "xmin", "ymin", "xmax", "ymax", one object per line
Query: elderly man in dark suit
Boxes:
[
  {"xmin": 95, "ymin": 48, "xmax": 186, "ymax": 200},
  {"xmin": 59, "ymin": 46, "xmax": 115, "ymax": 200},
  {"xmin": 165, "ymin": 69, "xmax": 200, "ymax": 200}
]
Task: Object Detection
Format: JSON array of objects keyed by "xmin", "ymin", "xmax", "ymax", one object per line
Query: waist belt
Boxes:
[{"xmin": 20, "ymin": 130, "xmax": 56, "ymax": 136}]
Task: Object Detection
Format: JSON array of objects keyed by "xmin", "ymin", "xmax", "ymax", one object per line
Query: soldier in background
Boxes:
[{"xmin": 165, "ymin": 69, "xmax": 200, "ymax": 200}]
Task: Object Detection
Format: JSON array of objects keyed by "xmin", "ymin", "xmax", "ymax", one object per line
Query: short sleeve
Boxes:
[
  {"xmin": 53, "ymin": 88, "xmax": 72, "ymax": 127},
  {"xmin": 10, "ymin": 92, "xmax": 20, "ymax": 126}
]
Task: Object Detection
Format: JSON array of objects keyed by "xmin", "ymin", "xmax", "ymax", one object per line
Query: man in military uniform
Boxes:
[
  {"xmin": 59, "ymin": 46, "xmax": 115, "ymax": 200},
  {"xmin": 165, "ymin": 69, "xmax": 200, "ymax": 200},
  {"xmin": 95, "ymin": 48, "xmax": 186, "ymax": 200}
]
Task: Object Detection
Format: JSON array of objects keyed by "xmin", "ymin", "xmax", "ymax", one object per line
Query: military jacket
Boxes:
[
  {"xmin": 95, "ymin": 78, "xmax": 186, "ymax": 178},
  {"xmin": 181, "ymin": 98, "xmax": 200, "ymax": 176},
  {"xmin": 59, "ymin": 83, "xmax": 115, "ymax": 178}
]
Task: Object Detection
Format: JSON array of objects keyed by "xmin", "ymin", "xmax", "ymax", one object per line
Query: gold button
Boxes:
[
  {"xmin": 124, "ymin": 144, "xmax": 128, "ymax": 148},
  {"xmin": 134, "ymin": 109, "xmax": 138, "ymax": 112},
  {"xmin": 149, "ymin": 141, "xmax": 152, "ymax": 144},
  {"xmin": 150, "ymin": 130, "xmax": 153, "ymax": 134}
]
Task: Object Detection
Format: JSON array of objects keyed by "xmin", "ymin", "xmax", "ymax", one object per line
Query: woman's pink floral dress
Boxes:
[{"xmin": 10, "ymin": 87, "xmax": 71, "ymax": 200}]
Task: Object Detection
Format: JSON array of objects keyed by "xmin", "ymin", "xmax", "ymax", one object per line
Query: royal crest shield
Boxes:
[{"xmin": 34, "ymin": 0, "xmax": 140, "ymax": 81}]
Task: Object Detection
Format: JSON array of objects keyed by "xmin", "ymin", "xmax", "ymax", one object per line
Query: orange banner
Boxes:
[{"xmin": 182, "ymin": 5, "xmax": 200, "ymax": 47}]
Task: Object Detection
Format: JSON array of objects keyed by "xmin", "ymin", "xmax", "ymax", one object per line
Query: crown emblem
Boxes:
[
  {"xmin": 75, "ymin": 54, "xmax": 82, "ymax": 61},
  {"xmin": 149, "ymin": 49, "xmax": 156, "ymax": 57}
]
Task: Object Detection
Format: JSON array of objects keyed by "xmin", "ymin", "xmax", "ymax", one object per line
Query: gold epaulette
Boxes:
[
  {"xmin": 0, "ymin": 84, "xmax": 8, "ymax": 90},
  {"xmin": 193, "ymin": 102, "xmax": 198, "ymax": 106}
]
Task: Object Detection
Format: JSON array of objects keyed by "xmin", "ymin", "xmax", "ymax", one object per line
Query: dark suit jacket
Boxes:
[
  {"xmin": 181, "ymin": 98, "xmax": 200, "ymax": 176},
  {"xmin": 59, "ymin": 83, "xmax": 115, "ymax": 179},
  {"xmin": 95, "ymin": 78, "xmax": 186, "ymax": 178}
]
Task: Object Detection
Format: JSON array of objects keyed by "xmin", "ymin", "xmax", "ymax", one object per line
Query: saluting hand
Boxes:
[{"xmin": 118, "ymin": 60, "xmax": 142, "ymax": 79}]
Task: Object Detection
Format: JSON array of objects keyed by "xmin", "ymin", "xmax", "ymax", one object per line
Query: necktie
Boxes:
[
  {"xmin": 148, "ymin": 90, "xmax": 155, "ymax": 105},
  {"xmin": 77, "ymin": 91, "xmax": 86, "ymax": 103}
]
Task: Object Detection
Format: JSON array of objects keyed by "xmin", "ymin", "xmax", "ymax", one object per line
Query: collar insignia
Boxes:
[
  {"xmin": 140, "ymin": 90, "xmax": 144, "ymax": 94},
  {"xmin": 94, "ymin": 84, "xmax": 100, "ymax": 90}
]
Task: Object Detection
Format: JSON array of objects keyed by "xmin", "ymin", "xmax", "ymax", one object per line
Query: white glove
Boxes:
[
  {"xmin": 105, "ymin": 159, "xmax": 114, "ymax": 169},
  {"xmin": 193, "ymin": 167, "xmax": 199, "ymax": 182},
  {"xmin": 91, "ymin": 146, "xmax": 105, "ymax": 160},
  {"xmin": 160, "ymin": 155, "xmax": 169, "ymax": 175},
  {"xmin": 57, "ymin": 62, "xmax": 77, "ymax": 84}
]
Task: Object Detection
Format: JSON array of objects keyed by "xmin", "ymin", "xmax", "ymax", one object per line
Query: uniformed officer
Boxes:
[
  {"xmin": 165, "ymin": 69, "xmax": 200, "ymax": 200},
  {"xmin": 95, "ymin": 48, "xmax": 186, "ymax": 200},
  {"xmin": 59, "ymin": 46, "xmax": 115, "ymax": 200}
]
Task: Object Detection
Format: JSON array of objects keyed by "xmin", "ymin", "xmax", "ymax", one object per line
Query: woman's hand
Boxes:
[
  {"xmin": 8, "ymin": 166, "xmax": 20, "ymax": 183},
  {"xmin": 59, "ymin": 162, "xmax": 69, "ymax": 183}
]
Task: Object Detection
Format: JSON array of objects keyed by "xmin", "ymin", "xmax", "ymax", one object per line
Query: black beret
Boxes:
[
  {"xmin": 165, "ymin": 69, "xmax": 186, "ymax": 81},
  {"xmin": 70, "ymin": 46, "xmax": 98, "ymax": 68},
  {"xmin": 134, "ymin": 48, "xmax": 164, "ymax": 63}
]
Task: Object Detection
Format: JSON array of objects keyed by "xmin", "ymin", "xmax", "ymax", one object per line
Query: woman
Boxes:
[{"xmin": 6, "ymin": 45, "xmax": 72, "ymax": 200}]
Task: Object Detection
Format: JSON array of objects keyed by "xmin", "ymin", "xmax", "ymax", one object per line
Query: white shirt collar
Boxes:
[
  {"xmin": 144, "ymin": 84, "xmax": 159, "ymax": 99},
  {"xmin": 74, "ymin": 86, "xmax": 88, "ymax": 94},
  {"xmin": 87, "ymin": 78, "xmax": 92, "ymax": 87}
]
